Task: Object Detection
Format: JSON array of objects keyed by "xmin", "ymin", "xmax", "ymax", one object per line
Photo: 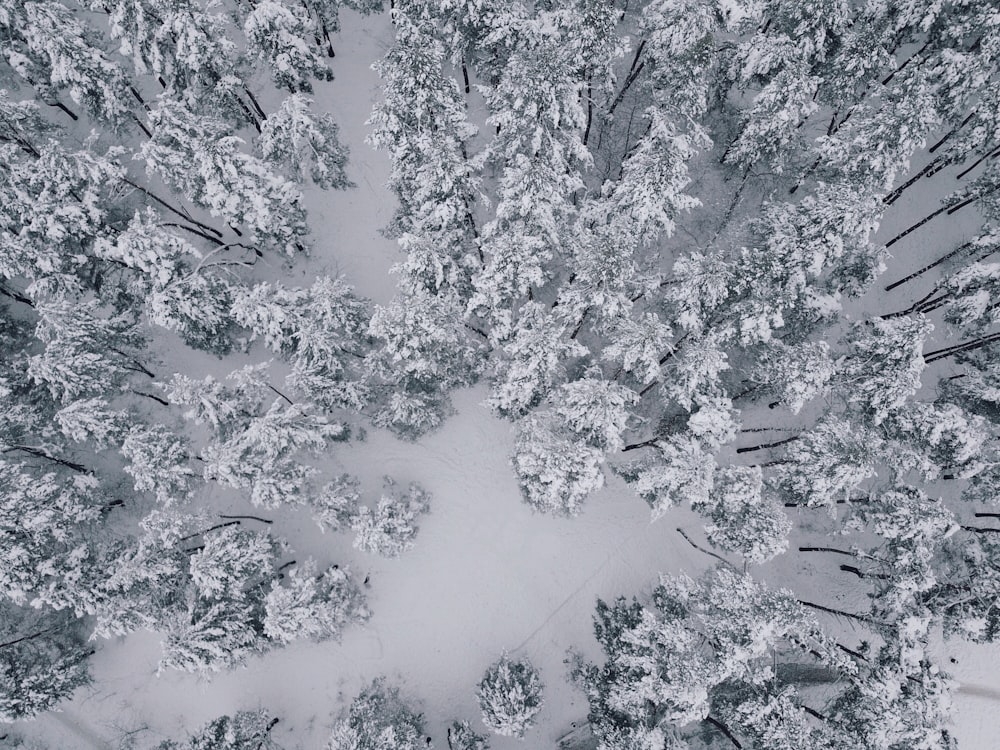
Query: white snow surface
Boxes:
[{"xmin": 11, "ymin": 9, "xmax": 1000, "ymax": 750}]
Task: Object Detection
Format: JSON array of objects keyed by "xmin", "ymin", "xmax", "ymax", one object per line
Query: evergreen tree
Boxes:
[
  {"xmin": 157, "ymin": 709, "xmax": 282, "ymax": 750},
  {"xmin": 263, "ymin": 561, "xmax": 369, "ymax": 644},
  {"xmin": 0, "ymin": 603, "xmax": 92, "ymax": 723},
  {"xmin": 692, "ymin": 466, "xmax": 790, "ymax": 564},
  {"xmin": 447, "ymin": 721, "xmax": 489, "ymax": 750},
  {"xmin": 476, "ymin": 653, "xmax": 543, "ymax": 738},
  {"xmin": 326, "ymin": 678, "xmax": 425, "ymax": 750},
  {"xmin": 511, "ymin": 413, "xmax": 605, "ymax": 517},
  {"xmin": 350, "ymin": 478, "xmax": 431, "ymax": 557}
]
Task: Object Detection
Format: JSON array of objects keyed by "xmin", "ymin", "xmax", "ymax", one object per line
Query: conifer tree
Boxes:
[{"xmin": 477, "ymin": 653, "xmax": 544, "ymax": 738}]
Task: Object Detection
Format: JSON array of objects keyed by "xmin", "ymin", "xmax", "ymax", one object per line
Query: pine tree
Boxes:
[
  {"xmin": 260, "ymin": 94, "xmax": 351, "ymax": 189},
  {"xmin": 840, "ymin": 316, "xmax": 933, "ymax": 425},
  {"xmin": 141, "ymin": 99, "xmax": 309, "ymax": 256},
  {"xmin": 326, "ymin": 678, "xmax": 425, "ymax": 750},
  {"xmin": 447, "ymin": 720, "xmax": 489, "ymax": 750},
  {"xmin": 776, "ymin": 415, "xmax": 879, "ymax": 508},
  {"xmin": 616, "ymin": 435, "xmax": 715, "ymax": 520},
  {"xmin": 157, "ymin": 709, "xmax": 282, "ymax": 750},
  {"xmin": 243, "ymin": 0, "xmax": 332, "ymax": 93},
  {"xmin": 350, "ymin": 478, "xmax": 431, "ymax": 557},
  {"xmin": 0, "ymin": 603, "xmax": 92, "ymax": 723},
  {"xmin": 692, "ymin": 465, "xmax": 790, "ymax": 564},
  {"xmin": 476, "ymin": 653, "xmax": 543, "ymax": 738},
  {"xmin": 232, "ymin": 276, "xmax": 371, "ymax": 411},
  {"xmin": 486, "ymin": 302, "xmax": 586, "ymax": 419},
  {"xmin": 511, "ymin": 413, "xmax": 605, "ymax": 517},
  {"xmin": 263, "ymin": 561, "xmax": 368, "ymax": 644}
]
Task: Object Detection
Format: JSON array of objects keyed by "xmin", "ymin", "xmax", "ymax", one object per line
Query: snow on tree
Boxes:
[
  {"xmin": 198, "ymin": 395, "xmax": 348, "ymax": 508},
  {"xmin": 232, "ymin": 276, "xmax": 371, "ymax": 410},
  {"xmin": 884, "ymin": 401, "xmax": 990, "ymax": 481},
  {"xmin": 326, "ymin": 678, "xmax": 425, "ymax": 750},
  {"xmin": 574, "ymin": 567, "xmax": 848, "ymax": 741},
  {"xmin": 309, "ymin": 473, "xmax": 363, "ymax": 533},
  {"xmin": 447, "ymin": 720, "xmax": 489, "ymax": 750},
  {"xmin": 660, "ymin": 333, "xmax": 730, "ymax": 410},
  {"xmin": 467, "ymin": 7, "xmax": 594, "ymax": 334},
  {"xmin": 601, "ymin": 313, "xmax": 674, "ymax": 387},
  {"xmin": 692, "ymin": 465, "xmax": 791, "ymax": 564},
  {"xmin": 0, "ymin": 603, "xmax": 92, "ymax": 723},
  {"xmin": 367, "ymin": 0, "xmax": 480, "ymax": 252},
  {"xmin": 28, "ymin": 298, "xmax": 150, "ymax": 403},
  {"xmin": 725, "ymin": 65, "xmax": 820, "ymax": 173},
  {"xmin": 753, "ymin": 339, "xmax": 835, "ymax": 414},
  {"xmin": 486, "ymin": 302, "xmax": 586, "ymax": 419},
  {"xmin": 243, "ymin": 0, "xmax": 332, "ymax": 93},
  {"xmin": 511, "ymin": 413, "xmax": 605, "ymax": 517},
  {"xmin": 685, "ymin": 394, "xmax": 739, "ymax": 449},
  {"xmin": 776, "ymin": 415, "xmax": 879, "ymax": 508},
  {"xmin": 0, "ymin": 138, "xmax": 125, "ymax": 292},
  {"xmin": 91, "ymin": 208, "xmax": 238, "ymax": 355},
  {"xmin": 350, "ymin": 478, "xmax": 430, "ymax": 557},
  {"xmin": 260, "ymin": 94, "xmax": 351, "ymax": 189},
  {"xmin": 160, "ymin": 366, "xmax": 268, "ymax": 437},
  {"xmin": 366, "ymin": 289, "xmax": 483, "ymax": 393},
  {"xmin": 158, "ymin": 598, "xmax": 259, "ymax": 674},
  {"xmin": 263, "ymin": 561, "xmax": 368, "ymax": 644},
  {"xmin": 86, "ymin": 511, "xmax": 189, "ymax": 639},
  {"xmin": 476, "ymin": 653, "xmax": 543, "ymax": 738},
  {"xmin": 550, "ymin": 375, "xmax": 639, "ymax": 453},
  {"xmin": 367, "ymin": 288, "xmax": 484, "ymax": 438},
  {"xmin": 157, "ymin": 709, "xmax": 282, "ymax": 750},
  {"xmin": 53, "ymin": 397, "xmax": 127, "ymax": 448},
  {"xmin": 840, "ymin": 316, "xmax": 933, "ymax": 424},
  {"xmin": 616, "ymin": 435, "xmax": 715, "ymax": 520},
  {"xmin": 188, "ymin": 525, "xmax": 279, "ymax": 601},
  {"xmin": 828, "ymin": 619, "xmax": 956, "ymax": 750},
  {"xmin": 849, "ymin": 486, "xmax": 957, "ymax": 619},
  {"xmin": 120, "ymin": 424, "xmax": 197, "ymax": 506},
  {"xmin": 13, "ymin": 1, "xmax": 137, "ymax": 127},
  {"xmin": 141, "ymin": 99, "xmax": 309, "ymax": 256},
  {"xmin": 0, "ymin": 461, "xmax": 102, "ymax": 609}
]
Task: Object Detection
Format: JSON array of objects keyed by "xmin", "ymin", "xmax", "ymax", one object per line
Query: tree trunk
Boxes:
[
  {"xmin": 735, "ymin": 435, "xmax": 798, "ymax": 454},
  {"xmin": 705, "ymin": 717, "xmax": 743, "ymax": 749},
  {"xmin": 798, "ymin": 599, "xmax": 877, "ymax": 625},
  {"xmin": 883, "ymin": 239, "xmax": 975, "ymax": 291},
  {"xmin": 956, "ymin": 144, "xmax": 1000, "ymax": 181},
  {"xmin": 924, "ymin": 331, "xmax": 1000, "ymax": 363}
]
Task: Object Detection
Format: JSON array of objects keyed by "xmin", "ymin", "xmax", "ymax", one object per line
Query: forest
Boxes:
[{"xmin": 2, "ymin": 0, "xmax": 1000, "ymax": 747}]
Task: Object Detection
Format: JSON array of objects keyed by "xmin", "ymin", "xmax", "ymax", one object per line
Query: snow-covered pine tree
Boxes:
[
  {"xmin": 350, "ymin": 477, "xmax": 430, "ymax": 557},
  {"xmin": 326, "ymin": 678, "xmax": 425, "ymax": 750},
  {"xmin": 141, "ymin": 99, "xmax": 309, "ymax": 256},
  {"xmin": 692, "ymin": 465, "xmax": 790, "ymax": 564},
  {"xmin": 231, "ymin": 276, "xmax": 371, "ymax": 411},
  {"xmin": 447, "ymin": 720, "xmax": 489, "ymax": 750},
  {"xmin": 157, "ymin": 709, "xmax": 282, "ymax": 750},
  {"xmin": 476, "ymin": 653, "xmax": 543, "ymax": 738},
  {"xmin": 260, "ymin": 94, "xmax": 351, "ymax": 189},
  {"xmin": 0, "ymin": 603, "xmax": 92, "ymax": 723},
  {"xmin": 263, "ymin": 561, "xmax": 369, "ymax": 644},
  {"xmin": 242, "ymin": 0, "xmax": 332, "ymax": 93},
  {"xmin": 573, "ymin": 567, "xmax": 877, "ymax": 750}
]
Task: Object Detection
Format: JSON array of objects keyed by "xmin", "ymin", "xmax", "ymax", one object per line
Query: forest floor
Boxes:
[{"xmin": 10, "ymin": 8, "xmax": 1000, "ymax": 750}]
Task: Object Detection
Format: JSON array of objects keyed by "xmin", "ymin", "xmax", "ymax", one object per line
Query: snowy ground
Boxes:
[{"xmin": 10, "ymin": 8, "xmax": 1000, "ymax": 750}]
